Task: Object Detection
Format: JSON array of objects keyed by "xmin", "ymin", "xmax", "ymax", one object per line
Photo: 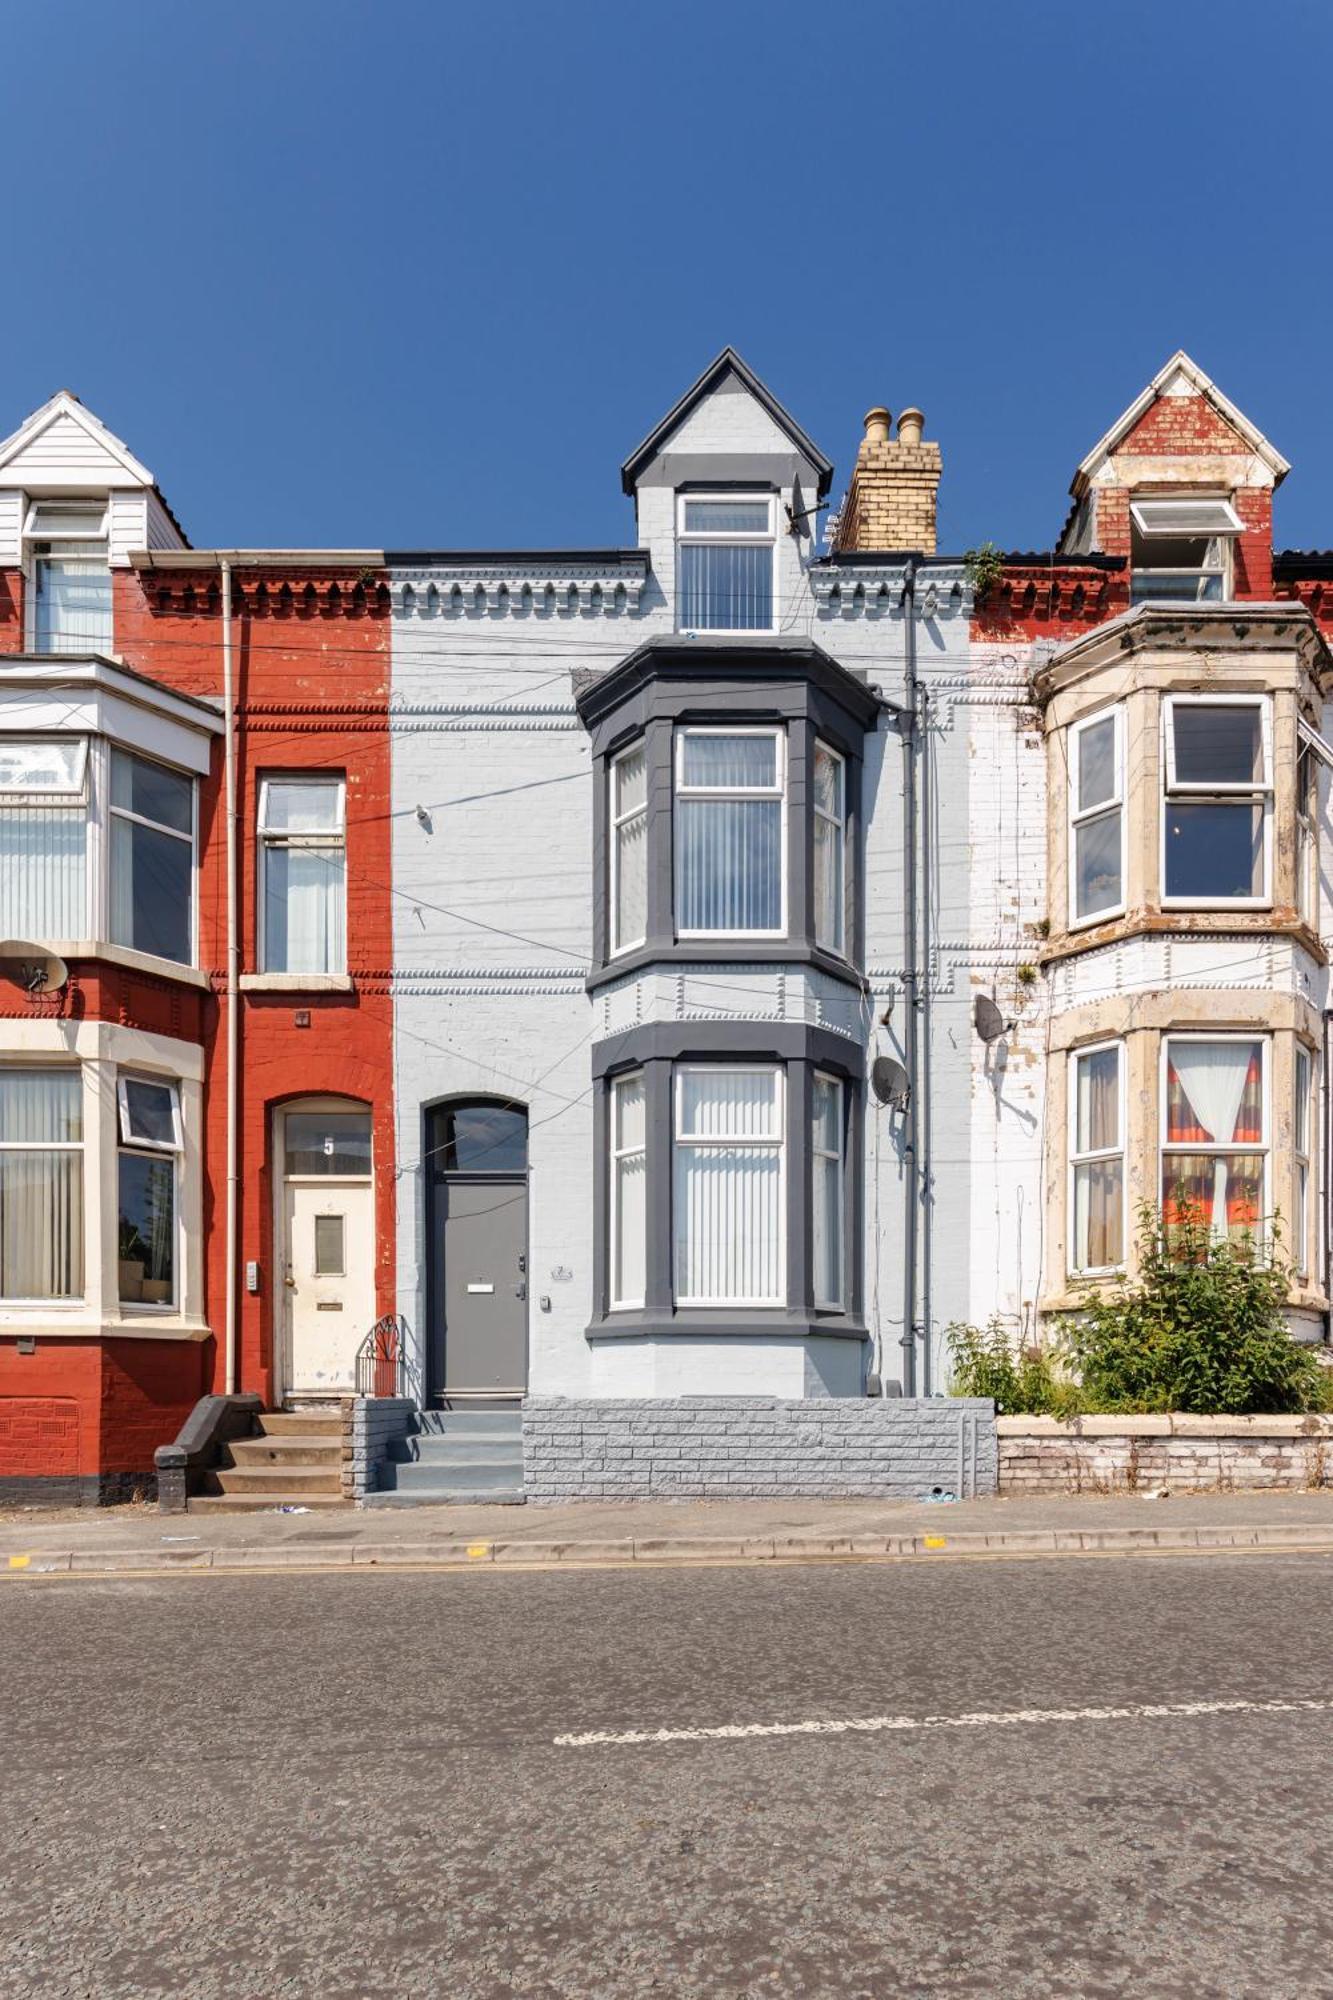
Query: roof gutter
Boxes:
[{"xmin": 130, "ymin": 549, "xmax": 384, "ymax": 571}]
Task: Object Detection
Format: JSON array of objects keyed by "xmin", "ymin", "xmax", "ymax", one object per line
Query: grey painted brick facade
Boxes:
[
  {"xmin": 350, "ymin": 1397, "xmax": 415, "ymax": 1499},
  {"xmin": 522, "ymin": 1396, "xmax": 997, "ymax": 1500}
]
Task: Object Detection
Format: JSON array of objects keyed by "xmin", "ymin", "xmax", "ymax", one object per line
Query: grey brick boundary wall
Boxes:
[
  {"xmin": 349, "ymin": 1397, "xmax": 416, "ymax": 1500},
  {"xmin": 999, "ymin": 1414, "xmax": 1333, "ymax": 1494},
  {"xmin": 522, "ymin": 1397, "xmax": 997, "ymax": 1501}
]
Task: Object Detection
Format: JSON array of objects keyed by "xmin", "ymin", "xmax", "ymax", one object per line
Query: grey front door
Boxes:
[{"xmin": 431, "ymin": 1178, "xmax": 528, "ymax": 1397}]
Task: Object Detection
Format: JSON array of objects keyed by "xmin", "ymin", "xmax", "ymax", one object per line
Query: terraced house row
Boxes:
[{"xmin": 0, "ymin": 347, "xmax": 1329, "ymax": 1504}]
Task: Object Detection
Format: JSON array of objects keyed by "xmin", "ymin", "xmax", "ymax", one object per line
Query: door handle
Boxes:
[
  {"xmin": 515, "ymin": 1283, "xmax": 527, "ymax": 1300},
  {"xmin": 284, "ymin": 1276, "xmax": 297, "ymax": 1289}
]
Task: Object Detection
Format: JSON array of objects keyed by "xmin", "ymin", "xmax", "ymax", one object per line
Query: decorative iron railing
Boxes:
[{"xmin": 355, "ymin": 1313, "xmax": 407, "ymax": 1399}]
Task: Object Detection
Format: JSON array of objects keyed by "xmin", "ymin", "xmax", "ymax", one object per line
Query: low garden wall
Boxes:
[
  {"xmin": 523, "ymin": 1396, "xmax": 998, "ymax": 1501},
  {"xmin": 999, "ymin": 1414, "xmax": 1333, "ymax": 1494}
]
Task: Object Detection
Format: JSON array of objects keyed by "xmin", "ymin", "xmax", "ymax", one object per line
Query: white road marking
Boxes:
[{"xmin": 555, "ymin": 1695, "xmax": 1333, "ymax": 1749}]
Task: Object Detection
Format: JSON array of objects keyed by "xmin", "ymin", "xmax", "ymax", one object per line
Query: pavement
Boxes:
[
  {"xmin": 5, "ymin": 1550, "xmax": 1333, "ymax": 1995},
  {"xmin": 4, "ymin": 1488, "xmax": 1333, "ymax": 1574}
]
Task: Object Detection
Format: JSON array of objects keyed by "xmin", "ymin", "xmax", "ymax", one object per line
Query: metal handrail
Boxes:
[{"xmin": 355, "ymin": 1313, "xmax": 406, "ymax": 1399}]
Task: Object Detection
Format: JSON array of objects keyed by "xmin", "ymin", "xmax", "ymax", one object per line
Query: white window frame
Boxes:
[
  {"xmin": 257, "ymin": 773, "xmax": 348, "ymax": 975},
  {"xmin": 0, "ymin": 1066, "xmax": 85, "ymax": 1304},
  {"xmin": 609, "ymin": 741, "xmax": 647, "ymax": 958},
  {"xmin": 609, "ymin": 1069, "xmax": 646, "ymax": 1311},
  {"xmin": 116, "ymin": 1074, "xmax": 184, "ymax": 1154},
  {"xmin": 1294, "ymin": 1044, "xmax": 1313, "ymax": 1280},
  {"xmin": 108, "ymin": 747, "xmax": 198, "ymax": 965},
  {"xmin": 1161, "ymin": 693, "xmax": 1273, "ymax": 909},
  {"xmin": 1068, "ymin": 705, "xmax": 1126, "ymax": 929},
  {"xmin": 674, "ymin": 724, "xmax": 787, "ymax": 941},
  {"xmin": 1297, "ymin": 739, "xmax": 1318, "ymax": 929},
  {"xmin": 1067, "ymin": 1039, "xmax": 1125, "ymax": 1276},
  {"xmin": 23, "ymin": 499, "xmax": 112, "ymax": 655},
  {"xmin": 813, "ymin": 740, "xmax": 847, "ymax": 956},
  {"xmin": 675, "ymin": 491, "xmax": 777, "ymax": 634},
  {"xmin": 1160, "ymin": 1032, "xmax": 1269, "ymax": 1243},
  {"xmin": 1130, "ymin": 495, "xmax": 1241, "ymax": 605},
  {"xmin": 672, "ymin": 1062, "xmax": 786, "ymax": 1309},
  {"xmin": 0, "ymin": 736, "xmax": 89, "ymax": 798},
  {"xmin": 812, "ymin": 1070, "xmax": 844, "ymax": 1310}
]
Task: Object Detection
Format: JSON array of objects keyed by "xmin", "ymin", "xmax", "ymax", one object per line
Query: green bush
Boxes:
[
  {"xmin": 1065, "ymin": 1204, "xmax": 1330, "ymax": 1416},
  {"xmin": 947, "ymin": 1205, "xmax": 1332, "ymax": 1417},
  {"xmin": 946, "ymin": 1317, "xmax": 1083, "ymax": 1418}
]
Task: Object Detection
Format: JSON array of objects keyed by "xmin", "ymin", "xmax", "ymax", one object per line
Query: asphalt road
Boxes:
[{"xmin": 4, "ymin": 1554, "xmax": 1333, "ymax": 1999}]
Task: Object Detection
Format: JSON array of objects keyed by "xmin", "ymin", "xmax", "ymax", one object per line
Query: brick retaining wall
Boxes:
[
  {"xmin": 522, "ymin": 1397, "xmax": 998, "ymax": 1501},
  {"xmin": 999, "ymin": 1415, "xmax": 1333, "ymax": 1494},
  {"xmin": 348, "ymin": 1397, "xmax": 415, "ymax": 1500}
]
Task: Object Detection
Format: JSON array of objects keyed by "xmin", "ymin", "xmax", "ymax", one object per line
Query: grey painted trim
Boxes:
[
  {"xmin": 588, "ymin": 1025, "xmax": 865, "ymax": 1343},
  {"xmin": 587, "ymin": 940, "xmax": 870, "ymax": 996},
  {"xmin": 591, "ymin": 1020, "xmax": 862, "ymax": 1078},
  {"xmin": 620, "ymin": 347, "xmax": 834, "ymax": 498},
  {"xmin": 576, "ymin": 635, "xmax": 886, "ymax": 732}
]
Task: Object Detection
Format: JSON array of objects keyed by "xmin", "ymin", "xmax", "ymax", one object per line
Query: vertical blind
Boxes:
[
  {"xmin": 0, "ymin": 1070, "xmax": 83, "ymax": 1299},
  {"xmin": 675, "ymin": 731, "xmax": 783, "ymax": 933},
  {"xmin": 812, "ymin": 1074, "xmax": 843, "ymax": 1308},
  {"xmin": 611, "ymin": 1072, "xmax": 646, "ymax": 1307},
  {"xmin": 612, "ymin": 746, "xmax": 647, "ymax": 952},
  {"xmin": 0, "ymin": 807, "xmax": 86, "ymax": 938},
  {"xmin": 677, "ymin": 544, "xmax": 772, "ymax": 630},
  {"xmin": 33, "ymin": 558, "xmax": 112, "ymax": 654},
  {"xmin": 674, "ymin": 1067, "xmax": 783, "ymax": 1304}
]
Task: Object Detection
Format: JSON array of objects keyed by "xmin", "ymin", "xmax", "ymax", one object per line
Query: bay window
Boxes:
[
  {"xmin": 675, "ymin": 728, "xmax": 784, "ymax": 936},
  {"xmin": 610, "ymin": 743, "xmax": 647, "ymax": 955},
  {"xmin": 1162, "ymin": 1036, "xmax": 1265, "ymax": 1242},
  {"xmin": 812, "ymin": 1072, "xmax": 844, "ymax": 1308},
  {"xmin": 673, "ymin": 1065, "xmax": 784, "ymax": 1305},
  {"xmin": 1163, "ymin": 696, "xmax": 1270, "ymax": 904},
  {"xmin": 117, "ymin": 1075, "xmax": 182, "ymax": 1308},
  {"xmin": 609, "ymin": 1071, "xmax": 646, "ymax": 1309},
  {"xmin": 1069, "ymin": 1042, "xmax": 1124, "ymax": 1273},
  {"xmin": 813, "ymin": 742, "xmax": 847, "ymax": 954},
  {"xmin": 0, "ymin": 737, "xmax": 88, "ymax": 940},
  {"xmin": 26, "ymin": 501, "xmax": 111, "ymax": 654},
  {"xmin": 1069, "ymin": 707, "xmax": 1124, "ymax": 924},
  {"xmin": 0, "ymin": 1070, "xmax": 82, "ymax": 1300},
  {"xmin": 676, "ymin": 494, "xmax": 775, "ymax": 632},
  {"xmin": 110, "ymin": 750, "xmax": 194, "ymax": 963},
  {"xmin": 259, "ymin": 775, "xmax": 347, "ymax": 974}
]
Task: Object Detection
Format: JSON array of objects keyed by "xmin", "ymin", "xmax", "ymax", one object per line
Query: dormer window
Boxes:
[
  {"xmin": 676, "ymin": 494, "xmax": 774, "ymax": 631},
  {"xmin": 1130, "ymin": 497, "xmax": 1242, "ymax": 605},
  {"xmin": 24, "ymin": 500, "xmax": 111, "ymax": 654}
]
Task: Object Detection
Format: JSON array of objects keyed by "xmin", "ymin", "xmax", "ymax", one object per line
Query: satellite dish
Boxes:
[
  {"xmin": 973, "ymin": 994, "xmax": 1013, "ymax": 1045},
  {"xmin": 0, "ymin": 942, "xmax": 69, "ymax": 999},
  {"xmin": 871, "ymin": 1055, "xmax": 911, "ymax": 1111}
]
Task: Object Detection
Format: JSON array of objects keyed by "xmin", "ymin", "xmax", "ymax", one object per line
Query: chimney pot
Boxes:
[
  {"xmin": 862, "ymin": 407, "xmax": 892, "ymax": 445},
  {"xmin": 897, "ymin": 407, "xmax": 924, "ymax": 447}
]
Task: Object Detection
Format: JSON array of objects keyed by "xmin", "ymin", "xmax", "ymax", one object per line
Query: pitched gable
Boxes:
[
  {"xmin": 621, "ymin": 348, "xmax": 832, "ymax": 496},
  {"xmin": 0, "ymin": 391, "xmax": 154, "ymax": 489}
]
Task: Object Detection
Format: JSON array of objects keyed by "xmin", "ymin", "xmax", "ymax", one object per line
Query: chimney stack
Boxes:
[{"xmin": 832, "ymin": 403, "xmax": 942, "ymax": 554}]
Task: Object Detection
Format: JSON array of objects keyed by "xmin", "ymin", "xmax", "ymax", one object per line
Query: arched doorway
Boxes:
[
  {"xmin": 274, "ymin": 1097, "xmax": 374, "ymax": 1398},
  {"xmin": 425, "ymin": 1098, "xmax": 528, "ymax": 1405}
]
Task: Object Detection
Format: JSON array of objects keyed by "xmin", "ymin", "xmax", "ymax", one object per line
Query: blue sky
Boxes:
[{"xmin": 5, "ymin": 0, "xmax": 1331, "ymax": 555}]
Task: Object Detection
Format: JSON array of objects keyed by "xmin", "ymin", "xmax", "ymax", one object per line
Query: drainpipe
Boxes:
[
  {"xmin": 919, "ymin": 658, "xmax": 934, "ymax": 1397},
  {"xmin": 899, "ymin": 556, "xmax": 920, "ymax": 1397},
  {"xmin": 221, "ymin": 558, "xmax": 239, "ymax": 1396}
]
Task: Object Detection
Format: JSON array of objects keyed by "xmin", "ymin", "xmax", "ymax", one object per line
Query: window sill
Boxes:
[
  {"xmin": 589, "ymin": 939, "xmax": 867, "ymax": 993},
  {"xmin": 239, "ymin": 973, "xmax": 354, "ymax": 994},
  {"xmin": 0, "ymin": 1313, "xmax": 211, "ymax": 1342},
  {"xmin": 588, "ymin": 1308, "xmax": 868, "ymax": 1343},
  {"xmin": 52, "ymin": 941, "xmax": 209, "ymax": 990}
]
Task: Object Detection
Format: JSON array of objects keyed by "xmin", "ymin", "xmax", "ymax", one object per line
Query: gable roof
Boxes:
[
  {"xmin": 0, "ymin": 389, "xmax": 157, "ymax": 486},
  {"xmin": 1071, "ymin": 351, "xmax": 1290, "ymax": 496},
  {"xmin": 621, "ymin": 347, "xmax": 833, "ymax": 497}
]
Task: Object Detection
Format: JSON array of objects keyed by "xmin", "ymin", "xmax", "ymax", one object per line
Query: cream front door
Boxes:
[{"xmin": 283, "ymin": 1180, "xmax": 375, "ymax": 1393}]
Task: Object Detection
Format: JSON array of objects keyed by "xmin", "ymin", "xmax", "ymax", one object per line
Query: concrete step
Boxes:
[
  {"xmin": 229, "ymin": 1438, "xmax": 343, "ymax": 1468},
  {"xmin": 204, "ymin": 1465, "xmax": 344, "ymax": 1498},
  {"xmin": 415, "ymin": 1410, "xmax": 523, "ymax": 1439},
  {"xmin": 188, "ymin": 1493, "xmax": 352, "ymax": 1513},
  {"xmin": 259, "ymin": 1412, "xmax": 343, "ymax": 1439},
  {"xmin": 387, "ymin": 1437, "xmax": 523, "ymax": 1468},
  {"xmin": 372, "ymin": 1456, "xmax": 524, "ymax": 1501}
]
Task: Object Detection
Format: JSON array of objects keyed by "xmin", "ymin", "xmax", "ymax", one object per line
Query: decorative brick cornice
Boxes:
[
  {"xmin": 809, "ymin": 561, "xmax": 969, "ymax": 618},
  {"xmin": 391, "ymin": 561, "xmax": 649, "ymax": 619}
]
